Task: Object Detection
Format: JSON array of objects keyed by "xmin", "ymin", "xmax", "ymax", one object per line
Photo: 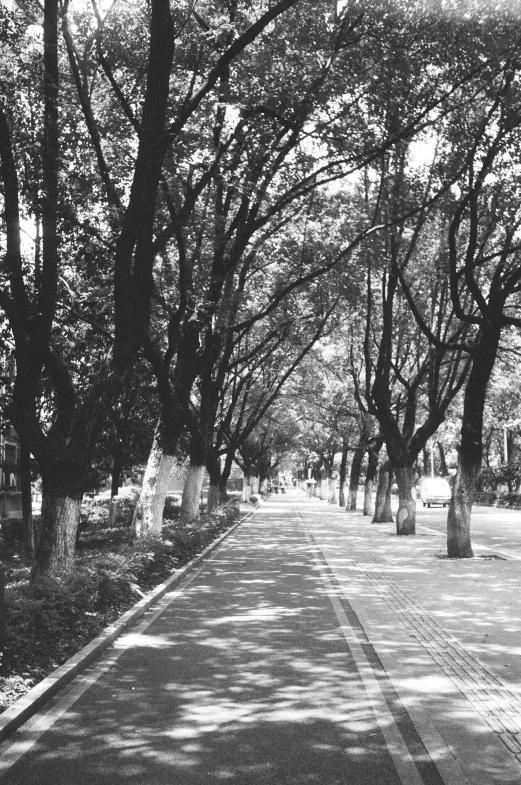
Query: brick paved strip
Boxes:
[
  {"xmin": 305, "ymin": 536, "xmax": 428, "ymax": 785},
  {"xmin": 305, "ymin": 529, "xmax": 473, "ymax": 785},
  {"xmin": 308, "ymin": 521, "xmax": 521, "ymax": 771}
]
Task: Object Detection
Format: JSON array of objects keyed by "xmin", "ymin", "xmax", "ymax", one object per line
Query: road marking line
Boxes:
[{"xmin": 305, "ymin": 532, "xmax": 426, "ymax": 785}]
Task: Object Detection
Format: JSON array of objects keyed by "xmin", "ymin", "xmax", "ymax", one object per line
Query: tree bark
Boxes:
[
  {"xmin": 319, "ymin": 468, "xmax": 328, "ymax": 501},
  {"xmin": 447, "ymin": 325, "xmax": 501, "ymax": 557},
  {"xmin": 242, "ymin": 472, "xmax": 252, "ymax": 502},
  {"xmin": 133, "ymin": 437, "xmax": 176, "ymax": 538},
  {"xmin": 32, "ymin": 488, "xmax": 82, "ymax": 581},
  {"xmin": 206, "ymin": 453, "xmax": 222, "ymax": 514},
  {"xmin": 446, "ymin": 458, "xmax": 474, "ymax": 558},
  {"xmin": 437, "ymin": 442, "xmax": 448, "ymax": 476},
  {"xmin": 219, "ymin": 449, "xmax": 234, "ymax": 502},
  {"xmin": 20, "ymin": 439, "xmax": 34, "ymax": 554},
  {"xmin": 111, "ymin": 457, "xmax": 123, "ymax": 498},
  {"xmin": 338, "ymin": 440, "xmax": 348, "ymax": 507},
  {"xmin": 207, "ymin": 484, "xmax": 220, "ymax": 513},
  {"xmin": 328, "ymin": 475, "xmax": 338, "ymax": 505},
  {"xmin": 373, "ymin": 460, "xmax": 393, "ymax": 523},
  {"xmin": 395, "ymin": 464, "xmax": 416, "ymax": 535},
  {"xmin": 348, "ymin": 442, "xmax": 364, "ymax": 511},
  {"xmin": 363, "ymin": 453, "xmax": 377, "ymax": 517},
  {"xmin": 180, "ymin": 464, "xmax": 205, "ymax": 521}
]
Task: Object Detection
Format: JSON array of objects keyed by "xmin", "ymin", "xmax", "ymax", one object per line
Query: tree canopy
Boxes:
[{"xmin": 2, "ymin": 0, "xmax": 521, "ymax": 574}]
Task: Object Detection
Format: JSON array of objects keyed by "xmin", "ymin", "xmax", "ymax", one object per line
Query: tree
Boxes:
[
  {"xmin": 0, "ymin": 0, "xmax": 304, "ymax": 577},
  {"xmin": 443, "ymin": 83, "xmax": 521, "ymax": 556},
  {"xmin": 132, "ymin": 4, "xmax": 371, "ymax": 528}
]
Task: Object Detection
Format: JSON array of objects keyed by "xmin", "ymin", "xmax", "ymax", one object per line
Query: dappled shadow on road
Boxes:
[
  {"xmin": 1, "ymin": 513, "xmax": 405, "ymax": 785},
  {"xmin": 4, "ymin": 498, "xmax": 520, "ymax": 784}
]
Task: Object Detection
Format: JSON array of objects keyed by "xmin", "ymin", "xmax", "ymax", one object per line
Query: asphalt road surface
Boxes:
[{"xmin": 415, "ymin": 502, "xmax": 521, "ymax": 560}]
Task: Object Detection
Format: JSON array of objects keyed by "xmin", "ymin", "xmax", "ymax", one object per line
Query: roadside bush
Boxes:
[
  {"xmin": 477, "ymin": 464, "xmax": 521, "ymax": 493},
  {"xmin": 77, "ymin": 488, "xmax": 141, "ymax": 542},
  {"xmin": 473, "ymin": 490, "xmax": 521, "ymax": 508},
  {"xmin": 1, "ymin": 499, "xmax": 243, "ymax": 710},
  {"xmin": 120, "ymin": 538, "xmax": 179, "ymax": 591},
  {"xmin": 473, "ymin": 491, "xmax": 498, "ymax": 506},
  {"xmin": 496, "ymin": 492, "xmax": 521, "ymax": 509},
  {"xmin": 163, "ymin": 495, "xmax": 181, "ymax": 520},
  {"xmin": 3, "ymin": 562, "xmax": 136, "ymax": 679}
]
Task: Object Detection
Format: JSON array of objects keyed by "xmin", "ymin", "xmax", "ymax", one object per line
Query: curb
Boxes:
[{"xmin": 0, "ymin": 503, "xmax": 259, "ymax": 744}]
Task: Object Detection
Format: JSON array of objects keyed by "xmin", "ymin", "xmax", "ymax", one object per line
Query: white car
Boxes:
[{"xmin": 420, "ymin": 477, "xmax": 452, "ymax": 508}]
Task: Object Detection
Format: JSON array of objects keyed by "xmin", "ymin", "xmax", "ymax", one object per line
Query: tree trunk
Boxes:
[
  {"xmin": 422, "ymin": 446, "xmax": 429, "ymax": 476},
  {"xmin": 242, "ymin": 472, "xmax": 252, "ymax": 502},
  {"xmin": 363, "ymin": 469, "xmax": 375, "ymax": 518},
  {"xmin": 395, "ymin": 464, "xmax": 416, "ymax": 535},
  {"xmin": 180, "ymin": 464, "xmax": 205, "ymax": 522},
  {"xmin": 363, "ymin": 437, "xmax": 382, "ymax": 517},
  {"xmin": 20, "ymin": 439, "xmax": 34, "ymax": 554},
  {"xmin": 328, "ymin": 476, "xmax": 338, "ymax": 505},
  {"xmin": 207, "ymin": 484, "xmax": 220, "ymax": 513},
  {"xmin": 363, "ymin": 480, "xmax": 375, "ymax": 516},
  {"xmin": 219, "ymin": 451, "xmax": 233, "ymax": 502},
  {"xmin": 219, "ymin": 479, "xmax": 229, "ymax": 503},
  {"xmin": 32, "ymin": 489, "xmax": 82, "ymax": 581},
  {"xmin": 438, "ymin": 442, "xmax": 448, "ymax": 476},
  {"xmin": 133, "ymin": 435, "xmax": 176, "ymax": 538},
  {"xmin": 447, "ymin": 325, "xmax": 500, "ymax": 557},
  {"xmin": 206, "ymin": 453, "xmax": 221, "ymax": 514},
  {"xmin": 446, "ymin": 460, "xmax": 474, "ymax": 558},
  {"xmin": 111, "ymin": 456, "xmax": 123, "ymax": 498},
  {"xmin": 338, "ymin": 441, "xmax": 348, "ymax": 507},
  {"xmin": 251, "ymin": 476, "xmax": 259, "ymax": 495},
  {"xmin": 348, "ymin": 443, "xmax": 364, "ymax": 511},
  {"xmin": 319, "ymin": 469, "xmax": 328, "ymax": 501},
  {"xmin": 373, "ymin": 460, "xmax": 393, "ymax": 523}
]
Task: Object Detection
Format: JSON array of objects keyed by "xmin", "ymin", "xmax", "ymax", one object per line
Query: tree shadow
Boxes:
[{"xmin": 1, "ymin": 517, "xmax": 407, "ymax": 785}]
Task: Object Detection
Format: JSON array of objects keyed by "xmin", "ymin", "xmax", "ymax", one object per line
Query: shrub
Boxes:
[
  {"xmin": 496, "ymin": 492, "xmax": 521, "ymax": 509},
  {"xmin": 476, "ymin": 463, "xmax": 521, "ymax": 493},
  {"xmin": 163, "ymin": 495, "xmax": 181, "ymax": 520},
  {"xmin": 77, "ymin": 488, "xmax": 141, "ymax": 542},
  {"xmin": 473, "ymin": 490, "xmax": 521, "ymax": 508},
  {"xmin": 473, "ymin": 491, "xmax": 498, "ymax": 506},
  {"xmin": 0, "ymin": 499, "xmax": 242, "ymax": 708},
  {"xmin": 1, "ymin": 518, "xmax": 24, "ymax": 546}
]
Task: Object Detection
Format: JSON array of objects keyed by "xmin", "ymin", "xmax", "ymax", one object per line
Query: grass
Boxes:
[{"xmin": 0, "ymin": 491, "xmax": 246, "ymax": 714}]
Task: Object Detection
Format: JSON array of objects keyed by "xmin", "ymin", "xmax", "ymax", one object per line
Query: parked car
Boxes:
[{"xmin": 420, "ymin": 477, "xmax": 452, "ymax": 507}]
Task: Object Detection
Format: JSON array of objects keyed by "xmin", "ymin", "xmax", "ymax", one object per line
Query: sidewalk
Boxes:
[{"xmin": 0, "ymin": 494, "xmax": 520, "ymax": 784}]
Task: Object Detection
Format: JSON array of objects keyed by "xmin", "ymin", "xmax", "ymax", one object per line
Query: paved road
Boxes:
[
  {"xmin": 1, "ymin": 494, "xmax": 521, "ymax": 785},
  {"xmin": 0, "ymin": 499, "xmax": 408, "ymax": 785}
]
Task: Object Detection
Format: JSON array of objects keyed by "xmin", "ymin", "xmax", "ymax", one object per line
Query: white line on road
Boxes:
[{"xmin": 304, "ymin": 529, "xmax": 428, "ymax": 785}]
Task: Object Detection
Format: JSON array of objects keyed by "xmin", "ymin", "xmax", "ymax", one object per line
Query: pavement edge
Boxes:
[{"xmin": 0, "ymin": 502, "xmax": 259, "ymax": 744}]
